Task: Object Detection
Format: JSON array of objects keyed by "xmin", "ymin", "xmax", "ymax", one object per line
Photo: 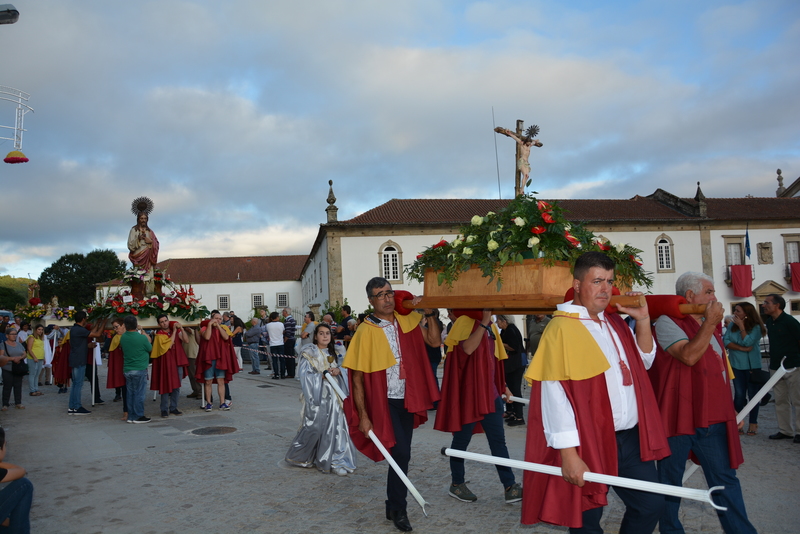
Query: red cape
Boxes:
[
  {"xmin": 434, "ymin": 318, "xmax": 505, "ymax": 433},
  {"xmin": 196, "ymin": 327, "xmax": 239, "ymax": 383},
  {"xmin": 649, "ymin": 315, "xmax": 743, "ymax": 469},
  {"xmin": 106, "ymin": 346, "xmax": 126, "ymax": 389},
  {"xmin": 52, "ymin": 340, "xmax": 72, "ymax": 385},
  {"xmin": 522, "ymin": 312, "xmax": 669, "ymax": 528},
  {"xmin": 151, "ymin": 331, "xmax": 189, "ymax": 394},
  {"xmin": 343, "ymin": 320, "xmax": 440, "ymax": 462}
]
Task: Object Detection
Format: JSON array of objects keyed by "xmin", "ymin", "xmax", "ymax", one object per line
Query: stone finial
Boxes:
[
  {"xmin": 694, "ymin": 181, "xmax": 707, "ymax": 218},
  {"xmin": 326, "ymin": 180, "xmax": 338, "ymax": 223},
  {"xmin": 776, "ymin": 169, "xmax": 785, "ymax": 196}
]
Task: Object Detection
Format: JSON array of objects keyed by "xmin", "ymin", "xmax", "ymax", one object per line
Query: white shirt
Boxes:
[
  {"xmin": 371, "ymin": 316, "xmax": 405, "ymax": 400},
  {"xmin": 540, "ymin": 302, "xmax": 656, "ymax": 449}
]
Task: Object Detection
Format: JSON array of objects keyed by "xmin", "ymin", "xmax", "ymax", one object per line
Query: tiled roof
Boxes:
[
  {"xmin": 154, "ymin": 255, "xmax": 308, "ymax": 284},
  {"xmin": 335, "ymin": 195, "xmax": 800, "ymax": 226}
]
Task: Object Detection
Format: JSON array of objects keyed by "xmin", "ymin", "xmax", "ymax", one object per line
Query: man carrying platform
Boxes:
[
  {"xmin": 343, "ymin": 277, "xmax": 440, "ymax": 532},
  {"xmin": 150, "ymin": 315, "xmax": 189, "ymax": 418},
  {"xmin": 522, "ymin": 251, "xmax": 669, "ymax": 533}
]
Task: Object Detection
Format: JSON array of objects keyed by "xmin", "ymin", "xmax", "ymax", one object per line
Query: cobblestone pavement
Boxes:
[{"xmin": 1, "ymin": 366, "xmax": 797, "ymax": 533}]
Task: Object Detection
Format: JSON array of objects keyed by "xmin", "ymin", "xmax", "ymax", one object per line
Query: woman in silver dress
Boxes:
[{"xmin": 285, "ymin": 323, "xmax": 356, "ymax": 476}]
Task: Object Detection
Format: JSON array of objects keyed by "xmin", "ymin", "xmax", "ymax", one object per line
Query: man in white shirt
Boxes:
[{"xmin": 522, "ymin": 252, "xmax": 669, "ymax": 533}]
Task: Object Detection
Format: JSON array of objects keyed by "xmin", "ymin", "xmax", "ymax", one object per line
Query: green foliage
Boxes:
[
  {"xmin": 0, "ymin": 275, "xmax": 31, "ymax": 304},
  {"xmin": 39, "ymin": 249, "xmax": 126, "ymax": 307},
  {"xmin": 0, "ymin": 286, "xmax": 25, "ymax": 310},
  {"xmin": 321, "ymin": 298, "xmax": 349, "ymax": 324}
]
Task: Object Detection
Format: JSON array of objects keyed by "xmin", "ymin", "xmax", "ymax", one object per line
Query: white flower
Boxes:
[
  {"xmin": 486, "ymin": 211, "xmax": 496, "ymax": 217},
  {"xmin": 487, "ymin": 240, "xmax": 499, "ymax": 251},
  {"xmin": 471, "ymin": 215, "xmax": 483, "ymax": 226},
  {"xmin": 466, "ymin": 235, "xmax": 477, "ymax": 244},
  {"xmin": 463, "ymin": 247, "xmax": 473, "ymax": 256},
  {"xmin": 527, "ymin": 237, "xmax": 540, "ymax": 248},
  {"xmin": 451, "ymin": 237, "xmax": 463, "ymax": 247},
  {"xmin": 592, "ymin": 236, "xmax": 603, "ymax": 245},
  {"xmin": 615, "ymin": 242, "xmax": 626, "ymax": 253},
  {"xmin": 162, "ymin": 302, "xmax": 170, "ymax": 310},
  {"xmin": 564, "ymin": 223, "xmax": 571, "ymax": 231},
  {"xmin": 513, "ymin": 217, "xmax": 526, "ymax": 227}
]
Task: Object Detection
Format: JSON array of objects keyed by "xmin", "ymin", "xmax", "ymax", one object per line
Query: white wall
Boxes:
[
  {"xmin": 302, "ymin": 235, "xmax": 330, "ymax": 310},
  {"xmin": 193, "ymin": 281, "xmax": 301, "ymax": 318}
]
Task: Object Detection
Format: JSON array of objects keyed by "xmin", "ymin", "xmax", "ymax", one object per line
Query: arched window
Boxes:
[
  {"xmin": 655, "ymin": 234, "xmax": 674, "ymax": 273},
  {"xmin": 379, "ymin": 241, "xmax": 403, "ymax": 283}
]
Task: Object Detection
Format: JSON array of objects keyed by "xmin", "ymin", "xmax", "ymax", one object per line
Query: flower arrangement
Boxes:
[
  {"xmin": 14, "ymin": 304, "xmax": 46, "ymax": 322},
  {"xmin": 121, "ymin": 266, "xmax": 170, "ymax": 285},
  {"xmin": 87, "ymin": 284, "xmax": 208, "ymax": 322},
  {"xmin": 405, "ymin": 192, "xmax": 653, "ymax": 291}
]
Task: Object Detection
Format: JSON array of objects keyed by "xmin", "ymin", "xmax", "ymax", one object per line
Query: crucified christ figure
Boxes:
[{"xmin": 495, "ymin": 125, "xmax": 543, "ymax": 195}]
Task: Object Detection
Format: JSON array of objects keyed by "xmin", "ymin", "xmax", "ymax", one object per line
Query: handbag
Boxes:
[
  {"xmin": 749, "ymin": 368, "xmax": 770, "ymax": 386},
  {"xmin": 4, "ymin": 342, "xmax": 29, "ymax": 376}
]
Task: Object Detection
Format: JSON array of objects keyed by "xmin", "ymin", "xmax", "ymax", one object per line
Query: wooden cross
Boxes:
[{"xmin": 494, "ymin": 120, "xmax": 543, "ymax": 196}]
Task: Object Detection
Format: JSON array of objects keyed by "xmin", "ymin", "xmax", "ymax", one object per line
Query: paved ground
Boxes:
[{"xmin": 1, "ymin": 363, "xmax": 798, "ymax": 534}]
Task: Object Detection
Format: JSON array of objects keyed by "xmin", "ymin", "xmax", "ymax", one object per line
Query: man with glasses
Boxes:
[
  {"xmin": 344, "ymin": 277, "xmax": 441, "ymax": 532},
  {"xmin": 762, "ymin": 294, "xmax": 800, "ymax": 443}
]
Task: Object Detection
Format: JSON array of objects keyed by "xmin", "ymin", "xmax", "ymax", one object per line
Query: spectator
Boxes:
[
  {"xmin": 229, "ymin": 311, "xmax": 245, "ymax": 371},
  {"xmin": 0, "ymin": 427, "xmax": 33, "ymax": 534},
  {"xmin": 1, "ymin": 329, "xmax": 26, "ymax": 411},
  {"xmin": 24, "ymin": 325, "xmax": 48, "ymax": 397},
  {"xmin": 496, "ymin": 315, "xmax": 525, "ymax": 426},
  {"xmin": 282, "ymin": 308, "xmax": 297, "ymax": 379},
  {"xmin": 525, "ymin": 314, "xmax": 550, "ymax": 357},
  {"xmin": 762, "ymin": 294, "xmax": 800, "ymax": 443},
  {"xmin": 67, "ymin": 312, "xmax": 105, "ymax": 416},
  {"xmin": 299, "ymin": 312, "xmax": 316, "ymax": 347},
  {"xmin": 266, "ymin": 312, "xmax": 286, "ymax": 380},
  {"xmin": 723, "ymin": 302, "xmax": 766, "ymax": 436},
  {"xmin": 244, "ymin": 318, "xmax": 262, "ymax": 375},
  {"xmin": 15, "ymin": 324, "xmax": 29, "ymax": 346}
]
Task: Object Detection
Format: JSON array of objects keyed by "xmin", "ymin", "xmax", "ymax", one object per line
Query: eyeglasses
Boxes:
[{"xmin": 369, "ymin": 290, "xmax": 395, "ymax": 301}]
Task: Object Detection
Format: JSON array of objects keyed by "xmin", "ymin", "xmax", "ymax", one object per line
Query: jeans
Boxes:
[
  {"xmin": 732, "ymin": 368, "xmax": 760, "ymax": 424},
  {"xmin": 27, "ymin": 359, "xmax": 42, "ymax": 393},
  {"xmin": 657, "ymin": 423, "xmax": 756, "ymax": 534},
  {"xmin": 450, "ymin": 396, "xmax": 515, "ymax": 489},
  {"xmin": 571, "ymin": 427, "xmax": 663, "ymax": 534},
  {"xmin": 246, "ymin": 343, "xmax": 260, "ymax": 373},
  {"xmin": 160, "ymin": 388, "xmax": 179, "ymax": 413},
  {"xmin": 124, "ymin": 369, "xmax": 148, "ymax": 421},
  {"xmin": 270, "ymin": 345, "xmax": 285, "ymax": 378},
  {"xmin": 0, "ymin": 477, "xmax": 33, "ymax": 534},
  {"xmin": 69, "ymin": 365, "xmax": 85, "ymax": 410}
]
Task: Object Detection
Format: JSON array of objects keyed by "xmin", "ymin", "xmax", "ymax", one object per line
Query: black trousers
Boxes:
[
  {"xmin": 570, "ymin": 426, "xmax": 664, "ymax": 534},
  {"xmin": 504, "ymin": 366, "xmax": 525, "ymax": 419},
  {"xmin": 386, "ymin": 398, "xmax": 414, "ymax": 513},
  {"xmin": 284, "ymin": 341, "xmax": 296, "ymax": 378}
]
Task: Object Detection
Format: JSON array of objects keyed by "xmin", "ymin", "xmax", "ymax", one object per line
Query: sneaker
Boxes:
[
  {"xmin": 204, "ymin": 403, "xmax": 213, "ymax": 412},
  {"xmin": 507, "ymin": 418, "xmax": 526, "ymax": 427},
  {"xmin": 170, "ymin": 409, "xmax": 182, "ymax": 416},
  {"xmin": 760, "ymin": 392, "xmax": 772, "ymax": 406},
  {"xmin": 225, "ymin": 399, "xmax": 232, "ymax": 407},
  {"xmin": 113, "ymin": 395, "xmax": 122, "ymax": 402},
  {"xmin": 73, "ymin": 407, "xmax": 92, "ymax": 415},
  {"xmin": 132, "ymin": 416, "xmax": 151, "ymax": 424},
  {"xmin": 504, "ymin": 483, "xmax": 523, "ymax": 504},
  {"xmin": 449, "ymin": 483, "xmax": 477, "ymax": 502},
  {"xmin": 94, "ymin": 398, "xmax": 105, "ymax": 405},
  {"xmin": 220, "ymin": 403, "xmax": 231, "ymax": 411},
  {"xmin": 333, "ymin": 467, "xmax": 348, "ymax": 476},
  {"xmin": 161, "ymin": 411, "xmax": 169, "ymax": 418},
  {"xmin": 67, "ymin": 409, "xmax": 76, "ymax": 415}
]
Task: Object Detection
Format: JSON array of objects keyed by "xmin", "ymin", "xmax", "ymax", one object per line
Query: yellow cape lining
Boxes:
[
  {"xmin": 342, "ymin": 312, "xmax": 422, "ymax": 373},
  {"xmin": 443, "ymin": 316, "xmax": 507, "ymax": 360}
]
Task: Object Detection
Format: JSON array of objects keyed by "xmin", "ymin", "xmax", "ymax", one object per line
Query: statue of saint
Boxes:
[
  {"xmin": 128, "ymin": 197, "xmax": 159, "ymax": 272},
  {"xmin": 495, "ymin": 124, "xmax": 543, "ymax": 195}
]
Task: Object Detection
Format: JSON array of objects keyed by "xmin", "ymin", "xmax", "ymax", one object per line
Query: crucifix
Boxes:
[{"xmin": 494, "ymin": 120, "xmax": 542, "ymax": 196}]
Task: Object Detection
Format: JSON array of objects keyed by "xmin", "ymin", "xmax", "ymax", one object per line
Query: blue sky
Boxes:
[{"xmin": 0, "ymin": 0, "xmax": 798, "ymax": 281}]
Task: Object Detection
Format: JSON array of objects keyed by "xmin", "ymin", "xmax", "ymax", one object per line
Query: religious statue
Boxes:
[
  {"xmin": 128, "ymin": 196, "xmax": 159, "ymax": 272},
  {"xmin": 495, "ymin": 124, "xmax": 543, "ymax": 196}
]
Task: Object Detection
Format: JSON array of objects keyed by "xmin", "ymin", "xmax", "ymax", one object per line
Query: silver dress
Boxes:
[{"xmin": 284, "ymin": 344, "xmax": 357, "ymax": 474}]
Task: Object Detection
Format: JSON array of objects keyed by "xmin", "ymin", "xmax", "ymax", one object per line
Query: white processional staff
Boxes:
[
  {"xmin": 683, "ymin": 358, "xmax": 796, "ymax": 483},
  {"xmin": 322, "ymin": 370, "xmax": 348, "ymax": 401},
  {"xmin": 444, "ymin": 448, "xmax": 727, "ymax": 511},
  {"xmin": 503, "ymin": 395, "xmax": 529, "ymax": 405},
  {"xmin": 367, "ymin": 430, "xmax": 430, "ymax": 517}
]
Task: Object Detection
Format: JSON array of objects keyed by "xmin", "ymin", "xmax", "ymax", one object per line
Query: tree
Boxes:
[
  {"xmin": 39, "ymin": 249, "xmax": 126, "ymax": 307},
  {"xmin": 0, "ymin": 287, "xmax": 25, "ymax": 310}
]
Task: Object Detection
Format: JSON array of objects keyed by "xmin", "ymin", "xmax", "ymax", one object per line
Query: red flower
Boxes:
[
  {"xmin": 432, "ymin": 239, "xmax": 448, "ymax": 249},
  {"xmin": 541, "ymin": 212, "xmax": 555, "ymax": 224},
  {"xmin": 565, "ymin": 232, "xmax": 580, "ymax": 247},
  {"xmin": 531, "ymin": 226, "xmax": 546, "ymax": 234},
  {"xmin": 537, "ymin": 200, "xmax": 551, "ymax": 211},
  {"xmin": 599, "ymin": 242, "xmax": 611, "ymax": 251},
  {"xmin": 629, "ymin": 254, "xmax": 643, "ymax": 266},
  {"xmin": 28, "ymin": 297, "xmax": 41, "ymax": 306},
  {"xmin": 132, "ymin": 309, "xmax": 139, "ymax": 315},
  {"xmin": 116, "ymin": 307, "xmax": 125, "ymax": 313},
  {"xmin": 416, "ymin": 254, "xmax": 423, "ymax": 260}
]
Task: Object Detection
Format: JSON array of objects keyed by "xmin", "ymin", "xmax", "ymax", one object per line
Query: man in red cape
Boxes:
[
  {"xmin": 434, "ymin": 309, "xmax": 522, "ymax": 504},
  {"xmin": 522, "ymin": 252, "xmax": 669, "ymax": 532},
  {"xmin": 343, "ymin": 277, "xmax": 440, "ymax": 533},
  {"xmin": 650, "ymin": 271, "xmax": 756, "ymax": 534},
  {"xmin": 196, "ymin": 310, "xmax": 239, "ymax": 412},
  {"xmin": 151, "ymin": 315, "xmax": 189, "ymax": 418}
]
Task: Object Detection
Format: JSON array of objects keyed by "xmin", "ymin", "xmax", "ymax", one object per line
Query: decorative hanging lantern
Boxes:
[{"xmin": 4, "ymin": 150, "xmax": 28, "ymax": 163}]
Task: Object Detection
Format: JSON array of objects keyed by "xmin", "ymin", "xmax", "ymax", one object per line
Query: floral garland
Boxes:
[
  {"xmin": 405, "ymin": 192, "xmax": 652, "ymax": 291},
  {"xmin": 87, "ymin": 284, "xmax": 208, "ymax": 322}
]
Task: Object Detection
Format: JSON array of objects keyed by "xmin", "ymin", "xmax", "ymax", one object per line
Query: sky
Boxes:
[{"xmin": 1, "ymin": 0, "xmax": 798, "ymax": 280}]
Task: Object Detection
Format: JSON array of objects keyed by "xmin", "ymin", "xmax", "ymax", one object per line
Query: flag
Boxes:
[{"xmin": 745, "ymin": 224, "xmax": 751, "ymax": 259}]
